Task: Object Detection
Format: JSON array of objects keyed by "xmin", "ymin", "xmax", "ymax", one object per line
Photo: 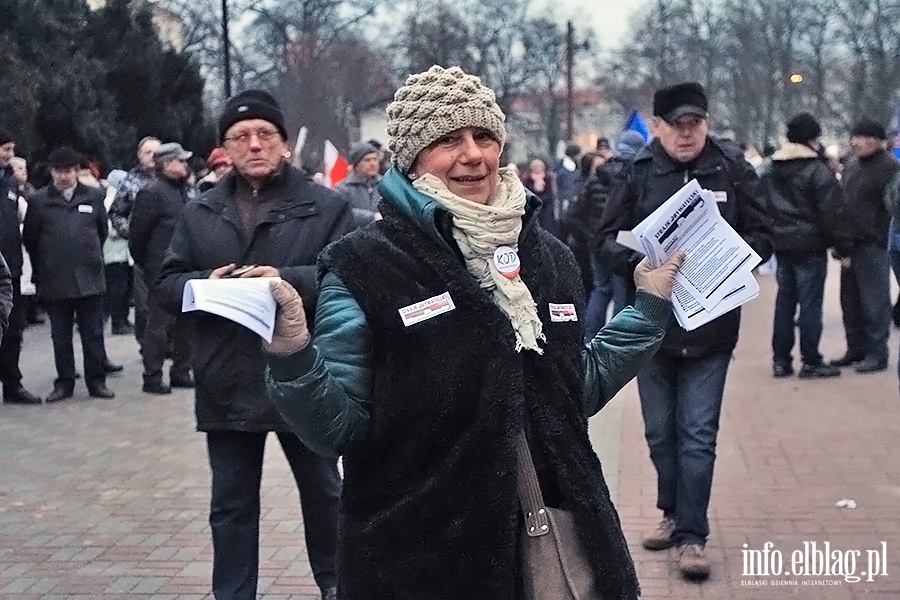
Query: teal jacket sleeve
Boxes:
[
  {"xmin": 582, "ymin": 291, "xmax": 671, "ymax": 417},
  {"xmin": 266, "ymin": 272, "xmax": 373, "ymax": 457}
]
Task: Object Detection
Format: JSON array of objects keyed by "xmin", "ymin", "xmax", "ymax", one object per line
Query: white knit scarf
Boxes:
[{"xmin": 413, "ymin": 168, "xmax": 545, "ymax": 353}]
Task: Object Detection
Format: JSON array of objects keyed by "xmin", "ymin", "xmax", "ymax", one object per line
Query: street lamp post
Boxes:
[{"xmin": 222, "ymin": 0, "xmax": 232, "ymax": 99}]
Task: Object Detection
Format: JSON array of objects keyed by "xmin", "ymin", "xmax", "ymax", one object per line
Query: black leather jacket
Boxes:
[{"xmin": 762, "ymin": 142, "xmax": 847, "ymax": 254}]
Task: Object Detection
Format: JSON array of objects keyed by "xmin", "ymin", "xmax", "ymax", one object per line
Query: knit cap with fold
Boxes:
[{"xmin": 386, "ymin": 65, "xmax": 506, "ymax": 173}]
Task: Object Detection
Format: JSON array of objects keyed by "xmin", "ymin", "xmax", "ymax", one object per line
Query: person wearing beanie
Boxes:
[
  {"xmin": 264, "ymin": 64, "xmax": 685, "ymax": 600},
  {"xmin": 155, "ymin": 88, "xmax": 352, "ymax": 600},
  {"xmin": 596, "ymin": 81, "xmax": 772, "ymax": 580},
  {"xmin": 333, "ymin": 141, "xmax": 382, "ymax": 223},
  {"xmin": 828, "ymin": 117, "xmax": 899, "ymax": 373},
  {"xmin": 0, "ymin": 129, "xmax": 37, "ymax": 405},
  {"xmin": 23, "ymin": 146, "xmax": 117, "ymax": 403},
  {"xmin": 129, "ymin": 142, "xmax": 196, "ymax": 395},
  {"xmin": 763, "ymin": 113, "xmax": 845, "ymax": 380}
]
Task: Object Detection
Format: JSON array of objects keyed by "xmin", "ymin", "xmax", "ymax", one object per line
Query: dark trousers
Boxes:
[
  {"xmin": 839, "ymin": 243, "xmax": 891, "ymax": 363},
  {"xmin": 0, "ymin": 280, "xmax": 25, "ymax": 391},
  {"xmin": 45, "ymin": 294, "xmax": 107, "ymax": 390},
  {"xmin": 206, "ymin": 430, "xmax": 340, "ymax": 599},
  {"xmin": 142, "ymin": 294, "xmax": 191, "ymax": 379},
  {"xmin": 104, "ymin": 262, "xmax": 132, "ymax": 328},
  {"xmin": 583, "ymin": 256, "xmax": 631, "ymax": 341},
  {"xmin": 636, "ymin": 351, "xmax": 731, "ymax": 546},
  {"xmin": 133, "ymin": 264, "xmax": 149, "ymax": 348},
  {"xmin": 771, "ymin": 251, "xmax": 828, "ymax": 366}
]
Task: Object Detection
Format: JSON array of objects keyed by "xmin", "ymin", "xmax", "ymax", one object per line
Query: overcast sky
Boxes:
[{"xmin": 532, "ymin": 0, "xmax": 636, "ymax": 51}]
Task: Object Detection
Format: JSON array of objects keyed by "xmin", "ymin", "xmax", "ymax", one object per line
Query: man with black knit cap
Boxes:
[
  {"xmin": 763, "ymin": 113, "xmax": 845, "ymax": 379},
  {"xmin": 597, "ymin": 81, "xmax": 771, "ymax": 580},
  {"xmin": 830, "ymin": 118, "xmax": 899, "ymax": 373},
  {"xmin": 157, "ymin": 89, "xmax": 352, "ymax": 600}
]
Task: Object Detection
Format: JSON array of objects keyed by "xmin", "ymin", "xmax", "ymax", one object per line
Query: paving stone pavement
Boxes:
[
  {"xmin": 1, "ymin": 262, "xmax": 898, "ymax": 599},
  {"xmin": 1, "ymin": 317, "xmax": 321, "ymax": 599},
  {"xmin": 613, "ymin": 266, "xmax": 900, "ymax": 599}
]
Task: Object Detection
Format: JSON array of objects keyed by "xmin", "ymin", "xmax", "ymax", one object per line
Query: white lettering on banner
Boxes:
[{"xmin": 399, "ymin": 292, "xmax": 456, "ymax": 327}]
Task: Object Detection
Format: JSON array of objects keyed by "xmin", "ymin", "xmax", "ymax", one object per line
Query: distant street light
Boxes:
[{"xmin": 789, "ymin": 73, "xmax": 804, "ymax": 84}]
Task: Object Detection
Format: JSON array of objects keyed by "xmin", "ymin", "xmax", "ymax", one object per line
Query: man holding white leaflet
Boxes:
[
  {"xmin": 596, "ymin": 82, "xmax": 771, "ymax": 579},
  {"xmin": 156, "ymin": 89, "xmax": 353, "ymax": 600}
]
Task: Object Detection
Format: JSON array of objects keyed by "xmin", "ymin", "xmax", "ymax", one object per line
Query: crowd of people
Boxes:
[{"xmin": 1, "ymin": 63, "xmax": 899, "ymax": 599}]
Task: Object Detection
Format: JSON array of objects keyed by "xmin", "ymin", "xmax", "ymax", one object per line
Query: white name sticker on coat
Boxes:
[
  {"xmin": 549, "ymin": 303, "xmax": 578, "ymax": 322},
  {"xmin": 77, "ymin": 204, "xmax": 93, "ymax": 213},
  {"xmin": 7, "ymin": 191, "xmax": 16, "ymax": 202},
  {"xmin": 399, "ymin": 292, "xmax": 456, "ymax": 327},
  {"xmin": 712, "ymin": 191, "xmax": 728, "ymax": 203}
]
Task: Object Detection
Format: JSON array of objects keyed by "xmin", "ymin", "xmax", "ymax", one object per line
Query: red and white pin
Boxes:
[{"xmin": 493, "ymin": 246, "xmax": 521, "ymax": 279}]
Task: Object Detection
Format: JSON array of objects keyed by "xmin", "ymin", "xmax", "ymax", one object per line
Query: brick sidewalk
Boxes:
[
  {"xmin": 2, "ymin": 263, "xmax": 898, "ymax": 599},
  {"xmin": 614, "ymin": 267, "xmax": 900, "ymax": 599},
  {"xmin": 0, "ymin": 322, "xmax": 321, "ymax": 599}
]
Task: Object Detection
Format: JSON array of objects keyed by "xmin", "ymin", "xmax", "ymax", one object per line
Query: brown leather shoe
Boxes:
[
  {"xmin": 641, "ymin": 516, "xmax": 676, "ymax": 550},
  {"xmin": 678, "ymin": 543, "xmax": 711, "ymax": 579}
]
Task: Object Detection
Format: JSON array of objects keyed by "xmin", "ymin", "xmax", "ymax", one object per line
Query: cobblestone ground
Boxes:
[
  {"xmin": 614, "ymin": 266, "xmax": 900, "ymax": 599},
  {"xmin": 1, "ymin": 262, "xmax": 898, "ymax": 599}
]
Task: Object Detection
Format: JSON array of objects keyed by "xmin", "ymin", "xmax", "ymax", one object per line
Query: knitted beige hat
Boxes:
[{"xmin": 386, "ymin": 65, "xmax": 506, "ymax": 173}]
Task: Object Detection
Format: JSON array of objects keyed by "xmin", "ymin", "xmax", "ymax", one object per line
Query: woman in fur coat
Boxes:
[{"xmin": 264, "ymin": 65, "xmax": 683, "ymax": 600}]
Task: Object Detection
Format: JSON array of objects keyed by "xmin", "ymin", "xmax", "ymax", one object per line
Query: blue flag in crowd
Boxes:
[{"xmin": 623, "ymin": 110, "xmax": 651, "ymax": 142}]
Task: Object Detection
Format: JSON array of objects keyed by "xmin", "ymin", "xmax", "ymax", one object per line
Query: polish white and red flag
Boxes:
[{"xmin": 323, "ymin": 140, "xmax": 349, "ymax": 188}]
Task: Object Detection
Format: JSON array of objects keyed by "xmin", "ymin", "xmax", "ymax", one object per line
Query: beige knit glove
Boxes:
[
  {"xmin": 263, "ymin": 280, "xmax": 310, "ymax": 356},
  {"xmin": 633, "ymin": 251, "xmax": 685, "ymax": 300}
]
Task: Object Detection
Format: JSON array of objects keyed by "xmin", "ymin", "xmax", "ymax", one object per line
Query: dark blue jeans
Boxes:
[
  {"xmin": 45, "ymin": 294, "xmax": 107, "ymax": 390},
  {"xmin": 636, "ymin": 351, "xmax": 731, "ymax": 546},
  {"xmin": 206, "ymin": 430, "xmax": 340, "ymax": 599},
  {"xmin": 583, "ymin": 257, "xmax": 631, "ymax": 341},
  {"xmin": 771, "ymin": 251, "xmax": 828, "ymax": 367}
]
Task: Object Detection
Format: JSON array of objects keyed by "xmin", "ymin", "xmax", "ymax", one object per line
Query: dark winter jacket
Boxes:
[
  {"xmin": 762, "ymin": 142, "xmax": 847, "ymax": 254},
  {"xmin": 0, "ymin": 165, "xmax": 24, "ymax": 278},
  {"xmin": 266, "ymin": 167, "xmax": 673, "ymax": 599},
  {"xmin": 156, "ymin": 163, "xmax": 354, "ymax": 432},
  {"xmin": 129, "ymin": 174, "xmax": 191, "ymax": 284},
  {"xmin": 333, "ymin": 171, "xmax": 381, "ymax": 222},
  {"xmin": 521, "ymin": 171, "xmax": 561, "ymax": 238},
  {"xmin": 22, "ymin": 183, "xmax": 108, "ymax": 301},
  {"xmin": 0, "ymin": 251, "xmax": 13, "ymax": 337},
  {"xmin": 839, "ymin": 150, "xmax": 899, "ymax": 249},
  {"xmin": 596, "ymin": 137, "xmax": 772, "ymax": 357}
]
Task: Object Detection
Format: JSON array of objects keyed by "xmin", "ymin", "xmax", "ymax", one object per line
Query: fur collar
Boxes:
[{"xmin": 772, "ymin": 142, "xmax": 819, "ymax": 161}]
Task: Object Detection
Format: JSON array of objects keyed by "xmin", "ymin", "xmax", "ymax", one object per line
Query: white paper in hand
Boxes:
[{"xmin": 182, "ymin": 277, "xmax": 281, "ymax": 342}]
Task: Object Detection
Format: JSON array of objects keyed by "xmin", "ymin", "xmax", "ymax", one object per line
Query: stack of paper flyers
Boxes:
[{"xmin": 629, "ymin": 179, "xmax": 761, "ymax": 331}]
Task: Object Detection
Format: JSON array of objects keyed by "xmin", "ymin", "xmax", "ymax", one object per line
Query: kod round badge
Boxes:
[{"xmin": 493, "ymin": 246, "xmax": 520, "ymax": 279}]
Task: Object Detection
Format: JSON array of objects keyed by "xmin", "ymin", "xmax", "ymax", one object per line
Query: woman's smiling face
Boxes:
[{"xmin": 411, "ymin": 127, "xmax": 501, "ymax": 204}]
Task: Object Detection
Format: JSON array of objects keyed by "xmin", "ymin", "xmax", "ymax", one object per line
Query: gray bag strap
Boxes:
[{"xmin": 515, "ymin": 430, "xmax": 551, "ymax": 538}]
